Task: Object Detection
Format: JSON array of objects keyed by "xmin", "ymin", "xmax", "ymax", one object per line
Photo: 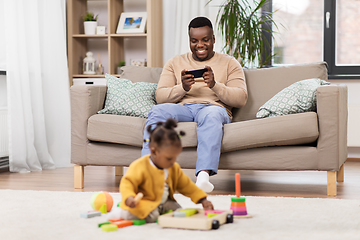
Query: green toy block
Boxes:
[
  {"xmin": 132, "ymin": 219, "xmax": 146, "ymax": 225},
  {"xmin": 161, "ymin": 209, "xmax": 173, "ymax": 215},
  {"xmin": 98, "ymin": 221, "xmax": 111, "ymax": 228}
]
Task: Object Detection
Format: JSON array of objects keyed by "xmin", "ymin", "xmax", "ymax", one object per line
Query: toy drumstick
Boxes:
[
  {"xmin": 134, "ymin": 192, "xmax": 143, "ymax": 205},
  {"xmin": 235, "ymin": 173, "xmax": 241, "ymax": 198}
]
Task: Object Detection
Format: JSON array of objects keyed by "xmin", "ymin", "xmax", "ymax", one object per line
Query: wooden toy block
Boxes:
[
  {"xmin": 231, "ymin": 197, "xmax": 246, "ymax": 202},
  {"xmin": 109, "ymin": 218, "xmax": 123, "ymax": 222},
  {"xmin": 80, "ymin": 211, "xmax": 102, "ymax": 218},
  {"xmin": 174, "ymin": 208, "xmax": 198, "ymax": 217},
  {"xmin": 98, "ymin": 221, "xmax": 111, "ymax": 227},
  {"xmin": 173, "ymin": 212, "xmax": 186, "ymax": 217},
  {"xmin": 230, "ymin": 206, "xmax": 247, "ymax": 212},
  {"xmin": 232, "ymin": 210, "xmax": 247, "ymax": 215},
  {"xmin": 230, "ymin": 202, "xmax": 246, "ymax": 207},
  {"xmin": 112, "ymin": 220, "xmax": 133, "ymax": 228},
  {"xmin": 158, "ymin": 209, "xmax": 233, "ymax": 230},
  {"xmin": 99, "ymin": 204, "xmax": 107, "ymax": 214},
  {"xmin": 101, "ymin": 224, "xmax": 118, "ymax": 232},
  {"xmin": 207, "ymin": 213, "xmax": 218, "ymax": 218},
  {"xmin": 235, "ymin": 173, "xmax": 241, "ymax": 197},
  {"xmin": 204, "ymin": 210, "xmax": 226, "ymax": 215}
]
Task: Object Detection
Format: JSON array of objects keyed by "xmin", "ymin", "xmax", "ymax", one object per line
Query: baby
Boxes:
[{"xmin": 119, "ymin": 118, "xmax": 214, "ymax": 222}]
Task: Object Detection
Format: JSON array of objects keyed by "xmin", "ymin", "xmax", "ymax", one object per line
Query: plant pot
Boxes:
[
  {"xmin": 117, "ymin": 67, "xmax": 123, "ymax": 75},
  {"xmin": 84, "ymin": 21, "xmax": 97, "ymax": 35}
]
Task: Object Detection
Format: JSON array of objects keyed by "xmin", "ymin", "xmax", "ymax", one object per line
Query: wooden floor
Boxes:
[{"xmin": 0, "ymin": 160, "xmax": 359, "ymax": 199}]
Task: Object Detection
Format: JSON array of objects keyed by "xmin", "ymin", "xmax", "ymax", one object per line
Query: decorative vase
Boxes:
[{"xmin": 84, "ymin": 21, "xmax": 97, "ymax": 35}]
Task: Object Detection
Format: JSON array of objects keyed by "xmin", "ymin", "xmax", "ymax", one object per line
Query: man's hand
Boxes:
[
  {"xmin": 200, "ymin": 198, "xmax": 214, "ymax": 210},
  {"xmin": 203, "ymin": 66, "xmax": 215, "ymax": 89},
  {"xmin": 181, "ymin": 69, "xmax": 195, "ymax": 92}
]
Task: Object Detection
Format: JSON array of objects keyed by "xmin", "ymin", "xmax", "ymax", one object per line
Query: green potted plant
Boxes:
[
  {"xmin": 209, "ymin": 0, "xmax": 279, "ymax": 68},
  {"xmin": 83, "ymin": 12, "xmax": 98, "ymax": 35},
  {"xmin": 117, "ymin": 60, "xmax": 126, "ymax": 74}
]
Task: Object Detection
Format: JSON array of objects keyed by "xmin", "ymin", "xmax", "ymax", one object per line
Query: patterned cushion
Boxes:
[
  {"xmin": 256, "ymin": 78, "xmax": 330, "ymax": 118},
  {"xmin": 98, "ymin": 74, "xmax": 157, "ymax": 118}
]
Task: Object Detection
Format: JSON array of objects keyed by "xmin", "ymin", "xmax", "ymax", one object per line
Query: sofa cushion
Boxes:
[
  {"xmin": 256, "ymin": 78, "xmax": 330, "ymax": 118},
  {"xmin": 98, "ymin": 74, "xmax": 157, "ymax": 118},
  {"xmin": 221, "ymin": 112, "xmax": 319, "ymax": 153},
  {"xmin": 87, "ymin": 115, "xmax": 198, "ymax": 148},
  {"xmin": 89, "ymin": 111, "xmax": 318, "ymax": 151},
  {"xmin": 120, "ymin": 66, "xmax": 163, "ymax": 83},
  {"xmin": 88, "ymin": 114, "xmax": 147, "ymax": 147},
  {"xmin": 232, "ymin": 62, "xmax": 328, "ymax": 122}
]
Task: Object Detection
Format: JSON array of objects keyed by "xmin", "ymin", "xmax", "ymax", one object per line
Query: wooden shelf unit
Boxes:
[{"xmin": 67, "ymin": 0, "xmax": 163, "ymax": 85}]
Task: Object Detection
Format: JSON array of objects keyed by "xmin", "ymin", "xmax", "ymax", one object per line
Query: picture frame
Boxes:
[
  {"xmin": 130, "ymin": 59, "xmax": 147, "ymax": 67},
  {"xmin": 116, "ymin": 12, "xmax": 147, "ymax": 34}
]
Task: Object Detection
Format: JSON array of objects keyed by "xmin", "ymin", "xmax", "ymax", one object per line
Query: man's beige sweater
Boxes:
[{"xmin": 156, "ymin": 52, "xmax": 248, "ymax": 119}]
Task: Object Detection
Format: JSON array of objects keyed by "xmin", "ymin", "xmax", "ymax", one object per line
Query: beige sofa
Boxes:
[{"xmin": 70, "ymin": 62, "xmax": 348, "ymax": 196}]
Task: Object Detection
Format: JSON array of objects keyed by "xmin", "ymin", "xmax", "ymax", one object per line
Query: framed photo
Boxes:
[
  {"xmin": 130, "ymin": 59, "xmax": 147, "ymax": 67},
  {"xmin": 116, "ymin": 12, "xmax": 147, "ymax": 34}
]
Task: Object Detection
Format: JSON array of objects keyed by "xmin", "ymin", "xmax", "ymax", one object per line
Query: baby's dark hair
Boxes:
[
  {"xmin": 188, "ymin": 16, "xmax": 213, "ymax": 31},
  {"xmin": 145, "ymin": 118, "xmax": 185, "ymax": 148}
]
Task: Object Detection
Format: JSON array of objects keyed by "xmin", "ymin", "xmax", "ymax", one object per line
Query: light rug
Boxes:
[{"xmin": 0, "ymin": 190, "xmax": 360, "ymax": 240}]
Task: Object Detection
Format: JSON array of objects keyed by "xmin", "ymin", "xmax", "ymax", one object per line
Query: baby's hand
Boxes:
[
  {"xmin": 201, "ymin": 199, "xmax": 214, "ymax": 210},
  {"xmin": 125, "ymin": 193, "xmax": 143, "ymax": 208},
  {"xmin": 125, "ymin": 196, "xmax": 137, "ymax": 208}
]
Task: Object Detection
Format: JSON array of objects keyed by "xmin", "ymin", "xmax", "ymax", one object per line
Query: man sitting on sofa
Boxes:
[{"xmin": 141, "ymin": 16, "xmax": 248, "ymax": 192}]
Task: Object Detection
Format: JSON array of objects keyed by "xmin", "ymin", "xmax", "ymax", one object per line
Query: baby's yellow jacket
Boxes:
[{"xmin": 120, "ymin": 154, "xmax": 207, "ymax": 219}]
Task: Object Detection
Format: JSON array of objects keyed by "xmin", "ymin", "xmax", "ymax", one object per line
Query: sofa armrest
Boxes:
[
  {"xmin": 70, "ymin": 85, "xmax": 107, "ymax": 165},
  {"xmin": 317, "ymin": 84, "xmax": 348, "ymax": 170}
]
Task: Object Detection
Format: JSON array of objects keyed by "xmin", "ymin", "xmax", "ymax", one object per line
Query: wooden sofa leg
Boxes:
[
  {"xmin": 327, "ymin": 171, "xmax": 337, "ymax": 197},
  {"xmin": 115, "ymin": 166, "xmax": 123, "ymax": 176},
  {"xmin": 337, "ymin": 164, "xmax": 344, "ymax": 183},
  {"xmin": 74, "ymin": 165, "xmax": 84, "ymax": 189}
]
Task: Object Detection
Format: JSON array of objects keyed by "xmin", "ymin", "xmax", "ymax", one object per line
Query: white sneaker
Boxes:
[{"xmin": 196, "ymin": 171, "xmax": 214, "ymax": 193}]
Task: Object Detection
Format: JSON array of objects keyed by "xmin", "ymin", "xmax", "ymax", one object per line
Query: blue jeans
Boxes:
[{"xmin": 141, "ymin": 103, "xmax": 230, "ymax": 176}]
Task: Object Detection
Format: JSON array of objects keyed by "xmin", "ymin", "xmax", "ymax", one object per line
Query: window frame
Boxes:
[
  {"xmin": 324, "ymin": 0, "xmax": 360, "ymax": 79},
  {"xmin": 262, "ymin": 0, "xmax": 360, "ymax": 79}
]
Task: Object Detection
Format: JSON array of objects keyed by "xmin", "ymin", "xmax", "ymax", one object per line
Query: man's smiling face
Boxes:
[{"xmin": 189, "ymin": 26, "xmax": 215, "ymax": 61}]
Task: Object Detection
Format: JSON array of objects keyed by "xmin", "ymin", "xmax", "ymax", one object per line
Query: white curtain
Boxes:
[
  {"xmin": 163, "ymin": 0, "xmax": 224, "ymax": 64},
  {"xmin": 4, "ymin": 0, "xmax": 71, "ymax": 172},
  {"xmin": 174, "ymin": 0, "xmax": 210, "ymax": 55}
]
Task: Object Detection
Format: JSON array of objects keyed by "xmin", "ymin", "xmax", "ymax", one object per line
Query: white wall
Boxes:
[
  {"xmin": 0, "ymin": 75, "xmax": 6, "ymax": 108},
  {"xmin": 329, "ymin": 79, "xmax": 360, "ymax": 158},
  {"xmin": 0, "ymin": 0, "xmax": 5, "ymax": 70}
]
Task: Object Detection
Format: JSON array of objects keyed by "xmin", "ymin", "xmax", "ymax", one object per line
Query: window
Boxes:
[
  {"xmin": 264, "ymin": 0, "xmax": 360, "ymax": 79},
  {"xmin": 324, "ymin": 0, "xmax": 360, "ymax": 78},
  {"xmin": 271, "ymin": 0, "xmax": 323, "ymax": 65}
]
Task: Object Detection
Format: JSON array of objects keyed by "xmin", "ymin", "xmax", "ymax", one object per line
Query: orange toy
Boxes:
[{"xmin": 90, "ymin": 191, "xmax": 114, "ymax": 213}]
